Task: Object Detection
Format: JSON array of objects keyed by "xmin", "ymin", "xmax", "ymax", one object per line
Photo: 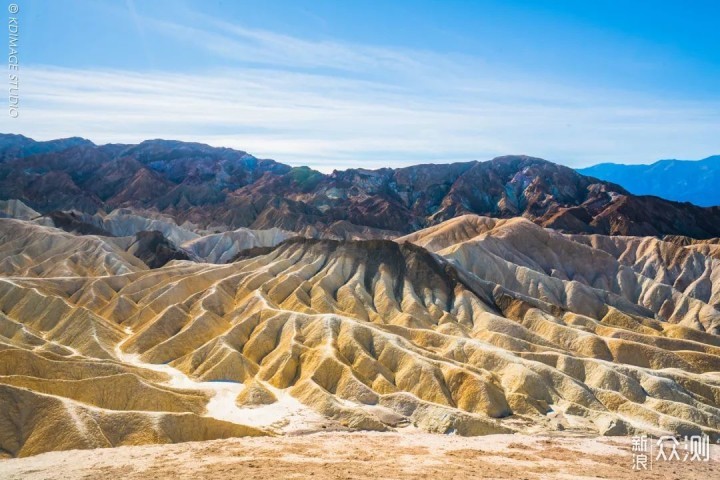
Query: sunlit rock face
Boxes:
[
  {"xmin": 3, "ymin": 135, "xmax": 720, "ymax": 238},
  {"xmin": 1, "ymin": 213, "xmax": 719, "ymax": 458}
]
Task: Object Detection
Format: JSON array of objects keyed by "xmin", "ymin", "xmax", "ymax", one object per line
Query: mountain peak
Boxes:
[{"xmin": 2, "ymin": 134, "xmax": 720, "ymax": 238}]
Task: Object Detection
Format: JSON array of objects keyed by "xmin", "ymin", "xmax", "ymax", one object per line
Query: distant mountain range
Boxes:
[
  {"xmin": 2, "ymin": 133, "xmax": 720, "ymax": 239},
  {"xmin": 578, "ymin": 156, "xmax": 720, "ymax": 207}
]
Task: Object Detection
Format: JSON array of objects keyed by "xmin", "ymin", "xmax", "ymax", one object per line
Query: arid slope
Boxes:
[{"xmin": 1, "ymin": 215, "xmax": 720, "ymax": 458}]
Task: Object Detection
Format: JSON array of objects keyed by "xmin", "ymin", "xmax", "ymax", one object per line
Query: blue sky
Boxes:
[{"xmin": 3, "ymin": 0, "xmax": 720, "ymax": 171}]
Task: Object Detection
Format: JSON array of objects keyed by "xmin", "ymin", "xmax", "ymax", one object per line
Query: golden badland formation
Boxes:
[{"xmin": 1, "ymin": 212, "xmax": 719, "ymax": 457}]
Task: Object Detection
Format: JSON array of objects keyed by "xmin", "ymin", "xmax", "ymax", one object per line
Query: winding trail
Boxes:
[{"xmin": 113, "ymin": 330, "xmax": 324, "ymax": 431}]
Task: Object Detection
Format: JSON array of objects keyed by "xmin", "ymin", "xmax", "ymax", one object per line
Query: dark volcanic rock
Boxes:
[
  {"xmin": 127, "ymin": 230, "xmax": 190, "ymax": 268},
  {"xmin": 45, "ymin": 211, "xmax": 114, "ymax": 236},
  {"xmin": 0, "ymin": 137, "xmax": 290, "ymax": 216},
  {"xmin": 3, "ymin": 135, "xmax": 720, "ymax": 239}
]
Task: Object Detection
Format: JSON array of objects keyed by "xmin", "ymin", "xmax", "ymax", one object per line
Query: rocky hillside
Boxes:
[
  {"xmin": 1, "ymin": 214, "xmax": 719, "ymax": 457},
  {"xmin": 3, "ymin": 134, "xmax": 720, "ymax": 238}
]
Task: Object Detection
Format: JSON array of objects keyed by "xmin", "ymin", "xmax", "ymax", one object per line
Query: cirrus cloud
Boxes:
[{"xmin": 4, "ymin": 8, "xmax": 720, "ymax": 171}]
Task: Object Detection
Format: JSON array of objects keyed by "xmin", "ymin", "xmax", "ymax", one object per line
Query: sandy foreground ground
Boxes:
[{"xmin": 1, "ymin": 432, "xmax": 718, "ymax": 480}]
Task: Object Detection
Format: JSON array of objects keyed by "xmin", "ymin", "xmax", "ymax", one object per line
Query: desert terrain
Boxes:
[
  {"xmin": 1, "ymin": 137, "xmax": 719, "ymax": 478},
  {"xmin": 2, "ymin": 432, "xmax": 718, "ymax": 480}
]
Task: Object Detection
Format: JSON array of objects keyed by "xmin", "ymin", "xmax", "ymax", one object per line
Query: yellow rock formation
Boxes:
[{"xmin": 1, "ymin": 215, "xmax": 720, "ymax": 457}]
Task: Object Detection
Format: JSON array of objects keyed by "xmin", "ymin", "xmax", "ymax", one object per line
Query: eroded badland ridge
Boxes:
[{"xmin": 0, "ymin": 134, "xmax": 719, "ymax": 460}]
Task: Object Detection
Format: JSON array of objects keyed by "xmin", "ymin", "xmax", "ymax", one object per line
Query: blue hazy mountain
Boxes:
[{"xmin": 578, "ymin": 156, "xmax": 720, "ymax": 207}]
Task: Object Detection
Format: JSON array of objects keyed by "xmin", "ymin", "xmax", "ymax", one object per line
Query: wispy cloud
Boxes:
[{"xmin": 4, "ymin": 8, "xmax": 720, "ymax": 170}]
